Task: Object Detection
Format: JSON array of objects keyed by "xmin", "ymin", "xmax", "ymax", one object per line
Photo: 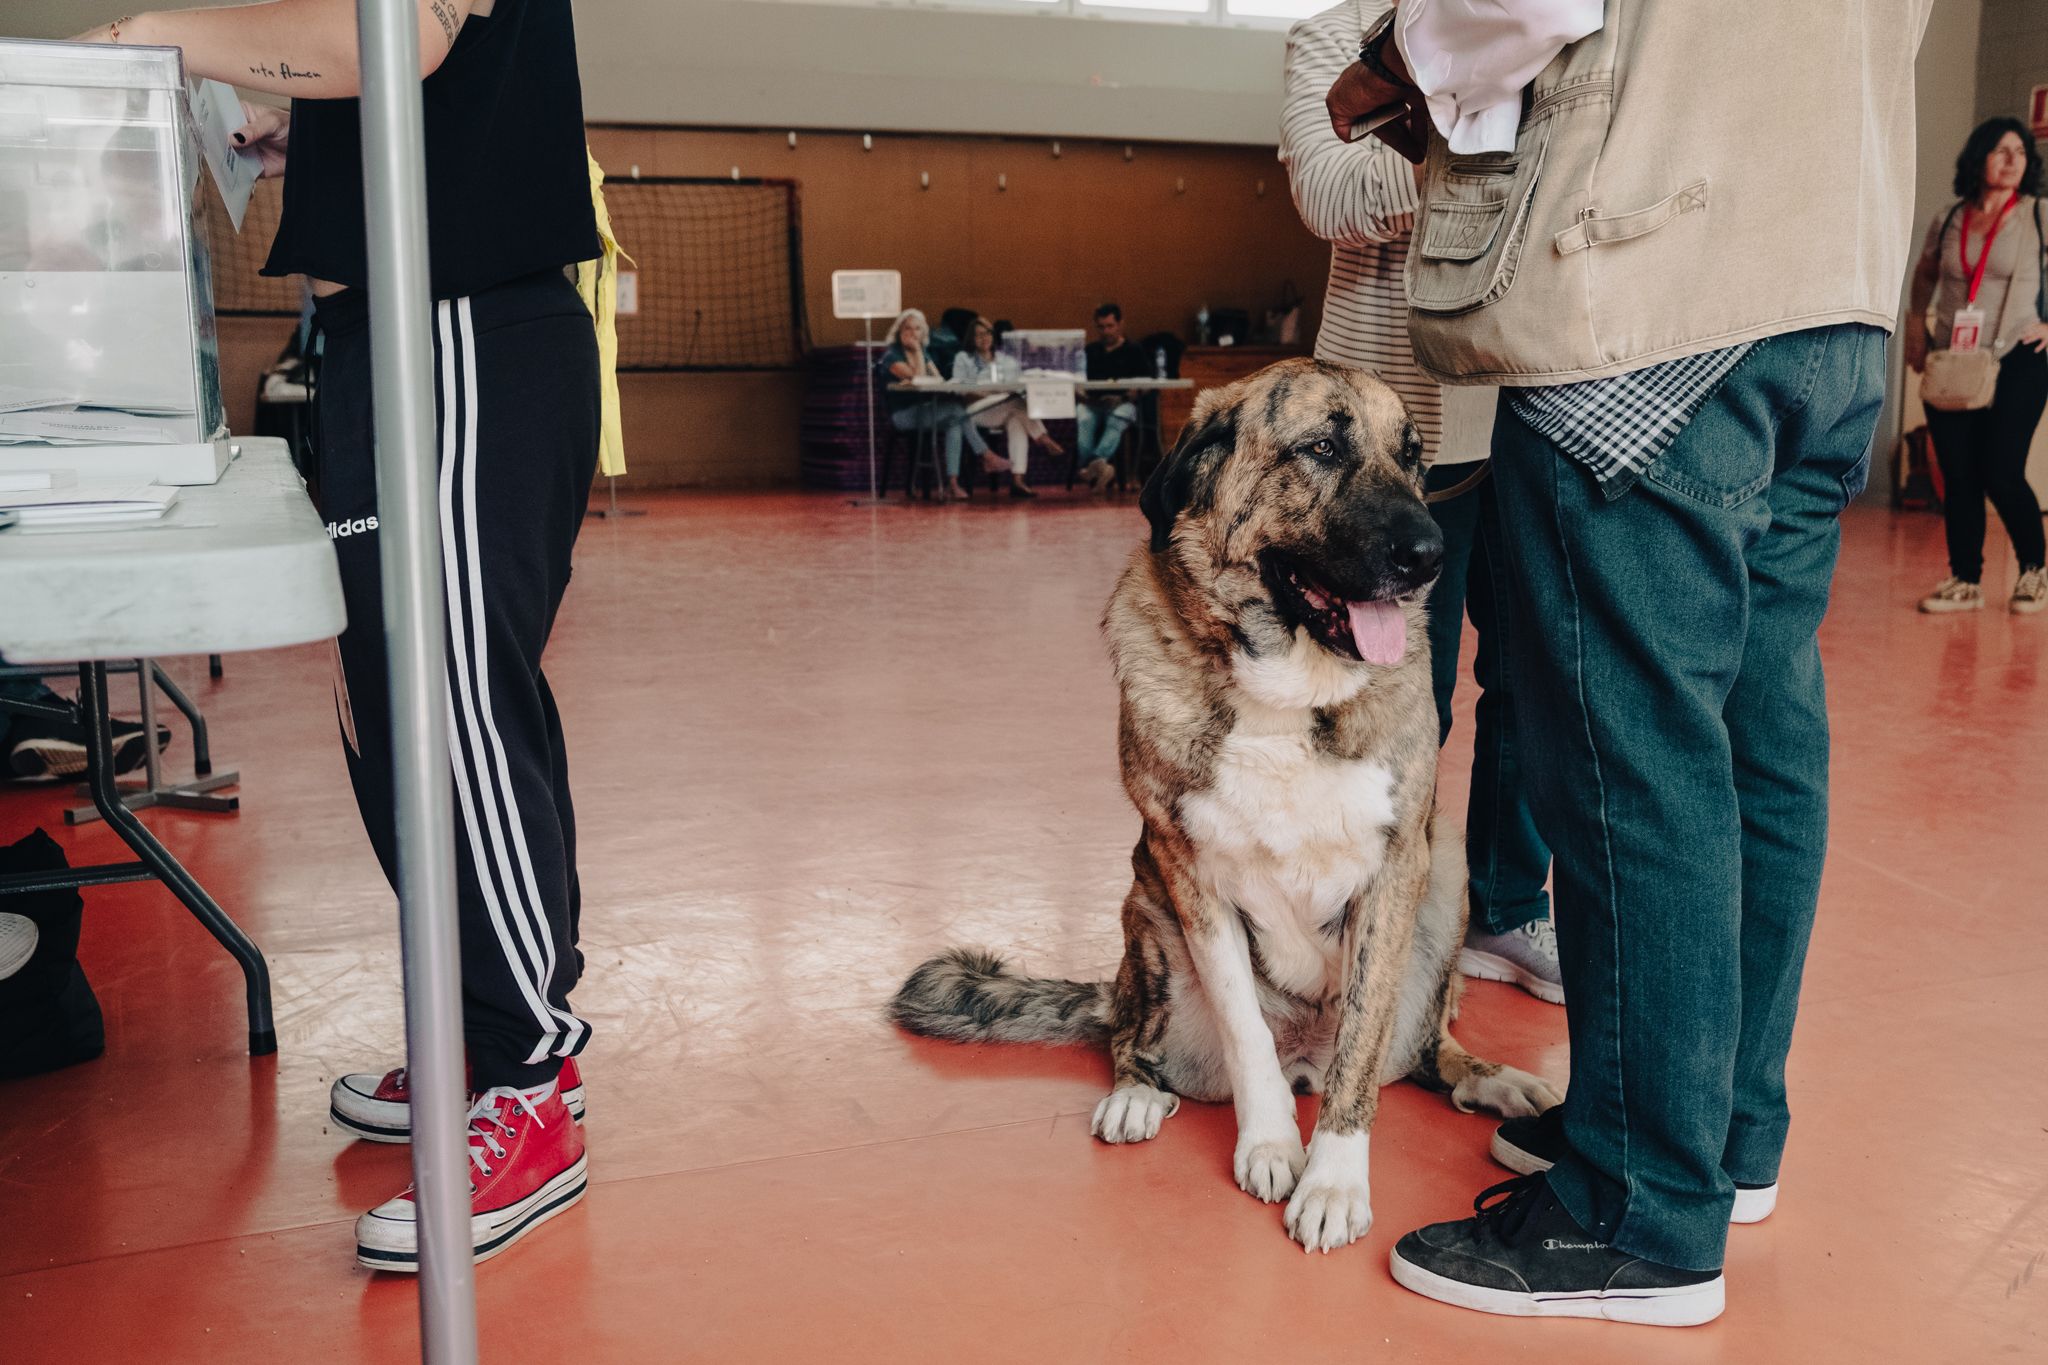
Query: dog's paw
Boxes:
[
  {"xmin": 1090, "ymin": 1085, "xmax": 1179, "ymax": 1144},
  {"xmin": 1233, "ymin": 1129, "xmax": 1307, "ymax": 1204},
  {"xmin": 1452, "ymin": 1065, "xmax": 1563, "ymax": 1118},
  {"xmin": 1283, "ymin": 1130, "xmax": 1372, "ymax": 1253}
]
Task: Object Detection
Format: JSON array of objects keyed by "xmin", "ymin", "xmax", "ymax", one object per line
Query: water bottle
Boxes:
[{"xmin": 1153, "ymin": 346, "xmax": 1167, "ymax": 380}]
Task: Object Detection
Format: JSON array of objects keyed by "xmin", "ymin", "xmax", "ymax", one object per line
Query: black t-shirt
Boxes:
[
  {"xmin": 262, "ymin": 0, "xmax": 600, "ymax": 300},
  {"xmin": 1086, "ymin": 338, "xmax": 1154, "ymax": 383}
]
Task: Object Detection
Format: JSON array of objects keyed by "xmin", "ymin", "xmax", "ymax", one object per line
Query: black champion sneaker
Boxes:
[
  {"xmin": 7, "ymin": 713, "xmax": 170, "ymax": 781},
  {"xmin": 1391, "ymin": 1174, "xmax": 1725, "ymax": 1327},
  {"xmin": 1492, "ymin": 1108, "xmax": 1778, "ymax": 1223}
]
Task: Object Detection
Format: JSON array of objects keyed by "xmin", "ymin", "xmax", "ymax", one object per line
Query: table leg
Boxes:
[
  {"xmin": 151, "ymin": 661, "xmax": 213, "ymax": 777},
  {"xmin": 78, "ymin": 661, "xmax": 276, "ymax": 1056}
]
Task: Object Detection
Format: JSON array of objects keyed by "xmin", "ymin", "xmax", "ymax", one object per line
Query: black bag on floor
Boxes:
[{"xmin": 0, "ymin": 828, "xmax": 105, "ymax": 1079}]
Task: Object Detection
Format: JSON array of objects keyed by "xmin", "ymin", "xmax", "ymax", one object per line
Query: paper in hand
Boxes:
[{"xmin": 188, "ymin": 79, "xmax": 259, "ymax": 231}]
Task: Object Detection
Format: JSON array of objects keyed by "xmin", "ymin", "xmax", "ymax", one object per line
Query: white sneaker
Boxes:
[
  {"xmin": 1918, "ymin": 576, "xmax": 1984, "ymax": 613},
  {"xmin": 0, "ymin": 912, "xmax": 37, "ymax": 981},
  {"xmin": 2011, "ymin": 566, "xmax": 2048, "ymax": 615},
  {"xmin": 332, "ymin": 1056, "xmax": 586, "ymax": 1143},
  {"xmin": 1460, "ymin": 918, "xmax": 1564, "ymax": 1005}
]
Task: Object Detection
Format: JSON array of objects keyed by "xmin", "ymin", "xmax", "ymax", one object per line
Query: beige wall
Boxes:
[{"xmin": 1882, "ymin": 0, "xmax": 1985, "ymax": 499}]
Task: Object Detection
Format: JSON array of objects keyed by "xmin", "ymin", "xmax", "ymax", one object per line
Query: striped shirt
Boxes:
[{"xmin": 1280, "ymin": 0, "xmax": 1490, "ymax": 466}]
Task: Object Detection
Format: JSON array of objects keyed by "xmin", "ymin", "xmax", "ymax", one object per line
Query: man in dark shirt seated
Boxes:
[{"xmin": 1078, "ymin": 303, "xmax": 1151, "ymax": 491}]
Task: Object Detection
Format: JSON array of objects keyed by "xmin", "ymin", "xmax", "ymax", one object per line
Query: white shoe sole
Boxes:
[
  {"xmin": 1489, "ymin": 1128, "xmax": 1554, "ymax": 1177},
  {"xmin": 1459, "ymin": 948, "xmax": 1566, "ymax": 1005},
  {"xmin": 1730, "ymin": 1183, "xmax": 1778, "ymax": 1223},
  {"xmin": 356, "ymin": 1153, "xmax": 588, "ymax": 1271},
  {"xmin": 1488, "ymin": 1131, "xmax": 1777, "ymax": 1225},
  {"xmin": 2012, "ymin": 600, "xmax": 2047, "ymax": 615},
  {"xmin": 331, "ymin": 1081, "xmax": 587, "ymax": 1144},
  {"xmin": 1390, "ymin": 1248, "xmax": 1725, "ymax": 1327},
  {"xmin": 1918, "ymin": 599, "xmax": 1983, "ymax": 613}
]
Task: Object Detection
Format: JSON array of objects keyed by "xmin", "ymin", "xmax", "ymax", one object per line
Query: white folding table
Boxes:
[{"xmin": 0, "ymin": 436, "xmax": 346, "ymax": 1054}]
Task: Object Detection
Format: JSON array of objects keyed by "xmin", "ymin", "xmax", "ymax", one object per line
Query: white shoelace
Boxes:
[
  {"xmin": 1522, "ymin": 917, "xmax": 1558, "ymax": 958},
  {"xmin": 465, "ymin": 1086, "xmax": 548, "ymax": 1180}
]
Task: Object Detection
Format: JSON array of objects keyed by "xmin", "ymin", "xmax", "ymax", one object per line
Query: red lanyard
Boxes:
[{"xmin": 1960, "ymin": 192, "xmax": 2020, "ymax": 304}]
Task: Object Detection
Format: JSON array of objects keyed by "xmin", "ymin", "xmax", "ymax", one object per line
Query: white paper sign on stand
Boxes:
[
  {"xmin": 831, "ymin": 270, "xmax": 903, "ymax": 321},
  {"xmin": 1025, "ymin": 378, "xmax": 1076, "ymax": 422},
  {"xmin": 831, "ymin": 270, "xmax": 904, "ymax": 505}
]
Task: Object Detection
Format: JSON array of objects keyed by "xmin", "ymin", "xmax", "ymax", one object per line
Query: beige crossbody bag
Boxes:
[{"xmin": 1922, "ymin": 198, "xmax": 2045, "ymax": 412}]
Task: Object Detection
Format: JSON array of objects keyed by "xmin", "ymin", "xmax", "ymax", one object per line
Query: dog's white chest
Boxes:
[{"xmin": 1178, "ymin": 706, "xmax": 1397, "ymax": 997}]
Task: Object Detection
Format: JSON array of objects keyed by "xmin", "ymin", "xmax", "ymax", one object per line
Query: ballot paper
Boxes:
[
  {"xmin": 1025, "ymin": 378, "xmax": 1076, "ymax": 421},
  {"xmin": 0, "ymin": 410, "xmax": 183, "ymax": 445},
  {"xmin": 0, "ymin": 386, "xmax": 80, "ymax": 416},
  {"xmin": 0, "ymin": 481, "xmax": 180, "ymax": 527},
  {"xmin": 189, "ymin": 78, "xmax": 259, "ymax": 231},
  {"xmin": 0, "ymin": 470, "xmax": 73, "ymax": 493}
]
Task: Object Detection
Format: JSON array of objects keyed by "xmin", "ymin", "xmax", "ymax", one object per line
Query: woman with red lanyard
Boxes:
[{"xmin": 1906, "ymin": 117, "xmax": 2048, "ymax": 615}]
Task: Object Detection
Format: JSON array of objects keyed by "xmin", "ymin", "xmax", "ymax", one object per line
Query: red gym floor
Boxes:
[{"xmin": 1, "ymin": 491, "xmax": 2042, "ymax": 1362}]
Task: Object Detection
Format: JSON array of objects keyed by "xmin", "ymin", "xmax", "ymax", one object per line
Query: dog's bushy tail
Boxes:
[{"xmin": 889, "ymin": 948, "xmax": 1112, "ymax": 1047}]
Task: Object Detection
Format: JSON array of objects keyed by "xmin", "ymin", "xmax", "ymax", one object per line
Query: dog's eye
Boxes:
[{"xmin": 1305, "ymin": 438, "xmax": 1336, "ymax": 463}]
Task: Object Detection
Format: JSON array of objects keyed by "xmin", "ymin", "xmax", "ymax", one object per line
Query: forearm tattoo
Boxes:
[{"xmin": 248, "ymin": 61, "xmax": 321, "ymax": 81}]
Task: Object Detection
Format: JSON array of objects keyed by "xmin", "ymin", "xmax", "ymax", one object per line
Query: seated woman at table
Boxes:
[
  {"xmin": 882, "ymin": 308, "xmax": 1002, "ymax": 501},
  {"xmin": 952, "ymin": 316, "xmax": 1062, "ymax": 501}
]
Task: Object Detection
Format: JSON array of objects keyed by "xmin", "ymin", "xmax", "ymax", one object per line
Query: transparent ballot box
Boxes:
[{"xmin": 0, "ymin": 39, "xmax": 231, "ymax": 485}]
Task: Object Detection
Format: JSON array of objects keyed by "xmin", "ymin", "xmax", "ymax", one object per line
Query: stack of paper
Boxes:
[{"xmin": 0, "ymin": 482, "xmax": 180, "ymax": 528}]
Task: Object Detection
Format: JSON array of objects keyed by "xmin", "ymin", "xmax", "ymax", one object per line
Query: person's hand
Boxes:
[
  {"xmin": 2018, "ymin": 320, "xmax": 2048, "ymax": 353},
  {"xmin": 1903, "ymin": 328, "xmax": 1928, "ymax": 372},
  {"xmin": 1326, "ymin": 26, "xmax": 1429, "ymax": 162},
  {"xmin": 232, "ymin": 101, "xmax": 291, "ymax": 179}
]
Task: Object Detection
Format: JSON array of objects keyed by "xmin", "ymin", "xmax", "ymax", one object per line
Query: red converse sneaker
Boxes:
[
  {"xmin": 355, "ymin": 1084, "xmax": 588, "ymax": 1271},
  {"xmin": 331, "ymin": 1056, "xmax": 586, "ymax": 1142}
]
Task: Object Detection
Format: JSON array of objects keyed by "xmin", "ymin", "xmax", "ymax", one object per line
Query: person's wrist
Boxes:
[{"xmin": 1357, "ymin": 9, "xmax": 1409, "ymax": 88}]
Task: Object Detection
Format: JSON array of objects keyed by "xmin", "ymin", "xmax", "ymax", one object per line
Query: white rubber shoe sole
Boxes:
[
  {"xmin": 1489, "ymin": 1129, "xmax": 1778, "ymax": 1224},
  {"xmin": 1390, "ymin": 1249, "xmax": 1726, "ymax": 1327},
  {"xmin": 0, "ymin": 913, "xmax": 38, "ymax": 981},
  {"xmin": 355, "ymin": 1153, "xmax": 588, "ymax": 1272},
  {"xmin": 1458, "ymin": 948, "xmax": 1566, "ymax": 1005},
  {"xmin": 1730, "ymin": 1183, "xmax": 1778, "ymax": 1224},
  {"xmin": 331, "ymin": 1076, "xmax": 587, "ymax": 1143}
]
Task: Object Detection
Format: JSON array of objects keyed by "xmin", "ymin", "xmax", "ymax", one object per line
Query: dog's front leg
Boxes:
[
  {"xmin": 1157, "ymin": 848, "xmax": 1304, "ymax": 1203},
  {"xmin": 1284, "ymin": 832, "xmax": 1430, "ymax": 1252}
]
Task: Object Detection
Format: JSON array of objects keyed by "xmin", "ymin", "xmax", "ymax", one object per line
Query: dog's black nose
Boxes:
[{"xmin": 1391, "ymin": 535, "xmax": 1443, "ymax": 582}]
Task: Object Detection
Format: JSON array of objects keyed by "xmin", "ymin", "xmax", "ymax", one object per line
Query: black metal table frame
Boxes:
[{"xmin": 0, "ymin": 661, "xmax": 274, "ymax": 1054}]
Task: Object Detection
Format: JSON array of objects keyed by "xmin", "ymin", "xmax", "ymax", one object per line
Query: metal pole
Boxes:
[
  {"xmin": 864, "ymin": 315, "xmax": 878, "ymax": 503},
  {"xmin": 354, "ymin": 2, "xmax": 477, "ymax": 1360},
  {"xmin": 136, "ymin": 659, "xmax": 161, "ymax": 792}
]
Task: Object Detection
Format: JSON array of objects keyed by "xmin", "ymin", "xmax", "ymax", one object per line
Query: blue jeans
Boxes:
[
  {"xmin": 1493, "ymin": 323, "xmax": 1885, "ymax": 1272},
  {"xmin": 1077, "ymin": 400, "xmax": 1137, "ymax": 462},
  {"xmin": 1422, "ymin": 459, "xmax": 1551, "ymax": 936},
  {"xmin": 892, "ymin": 400, "xmax": 987, "ymax": 477}
]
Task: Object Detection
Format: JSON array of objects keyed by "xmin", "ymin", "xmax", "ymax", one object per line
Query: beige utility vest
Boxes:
[{"xmin": 1405, "ymin": 0, "xmax": 1934, "ymax": 386}]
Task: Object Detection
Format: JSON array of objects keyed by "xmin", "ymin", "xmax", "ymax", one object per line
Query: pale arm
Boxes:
[{"xmin": 77, "ymin": 0, "xmax": 475, "ymax": 98}]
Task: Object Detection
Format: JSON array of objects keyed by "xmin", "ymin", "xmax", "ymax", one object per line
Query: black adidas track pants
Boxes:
[{"xmin": 311, "ymin": 269, "xmax": 598, "ymax": 1090}]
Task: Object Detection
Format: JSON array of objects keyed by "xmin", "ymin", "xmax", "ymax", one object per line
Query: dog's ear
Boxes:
[{"xmin": 1140, "ymin": 404, "xmax": 1236, "ymax": 554}]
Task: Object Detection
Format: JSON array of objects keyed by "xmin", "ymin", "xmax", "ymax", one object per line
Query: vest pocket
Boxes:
[{"xmin": 1409, "ymin": 127, "xmax": 1552, "ymax": 315}]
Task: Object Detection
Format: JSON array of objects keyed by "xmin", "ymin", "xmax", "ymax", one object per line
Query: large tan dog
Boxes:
[{"xmin": 892, "ymin": 359, "xmax": 1558, "ymax": 1252}]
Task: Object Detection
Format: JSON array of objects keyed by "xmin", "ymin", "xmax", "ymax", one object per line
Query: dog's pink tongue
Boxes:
[{"xmin": 1347, "ymin": 600, "xmax": 1406, "ymax": 665}]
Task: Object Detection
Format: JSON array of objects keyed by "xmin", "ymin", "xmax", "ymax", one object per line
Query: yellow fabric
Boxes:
[{"xmin": 576, "ymin": 149, "xmax": 634, "ymax": 477}]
